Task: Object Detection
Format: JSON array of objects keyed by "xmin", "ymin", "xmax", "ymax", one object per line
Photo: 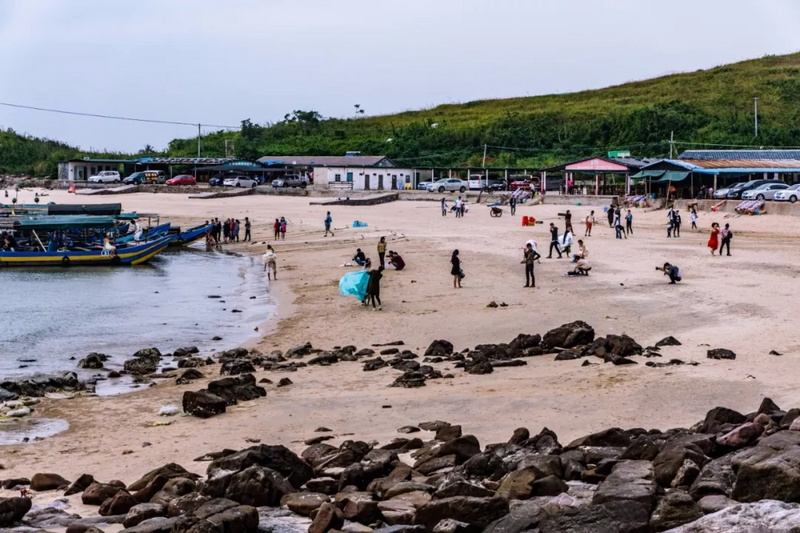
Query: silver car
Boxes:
[
  {"xmin": 428, "ymin": 178, "xmax": 467, "ymax": 193},
  {"xmin": 741, "ymin": 182, "xmax": 788, "ymax": 201},
  {"xmin": 714, "ymin": 183, "xmax": 743, "ymax": 199},
  {"xmin": 773, "ymin": 183, "xmax": 800, "ymax": 203}
]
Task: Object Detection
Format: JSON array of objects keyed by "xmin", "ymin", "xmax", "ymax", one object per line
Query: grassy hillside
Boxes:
[{"xmin": 6, "ymin": 52, "xmax": 800, "ymax": 176}]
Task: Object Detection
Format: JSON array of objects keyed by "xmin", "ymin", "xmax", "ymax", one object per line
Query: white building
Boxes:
[{"xmin": 313, "ymin": 166, "xmax": 428, "ymax": 190}]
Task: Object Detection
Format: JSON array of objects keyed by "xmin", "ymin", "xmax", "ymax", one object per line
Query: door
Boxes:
[
  {"xmin": 378, "ymin": 175, "xmax": 384, "ymax": 189},
  {"xmin": 364, "ymin": 175, "xmax": 370, "ymax": 190},
  {"xmin": 346, "ymin": 172, "xmax": 353, "ymax": 183},
  {"xmin": 391, "ymin": 175, "xmax": 397, "ymax": 190}
]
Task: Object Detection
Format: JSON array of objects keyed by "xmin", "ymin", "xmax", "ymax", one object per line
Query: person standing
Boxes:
[
  {"xmin": 585, "ymin": 211, "xmax": 595, "ymax": 237},
  {"xmin": 625, "ymin": 210, "xmax": 633, "ymax": 235},
  {"xmin": 719, "ymin": 223, "xmax": 732, "ymax": 256},
  {"xmin": 708, "ymin": 222, "xmax": 720, "ymax": 255},
  {"xmin": 522, "ymin": 243, "xmax": 541, "ymax": 288},
  {"xmin": 451, "ymin": 249, "xmax": 462, "ymax": 288},
  {"xmin": 377, "ymin": 236, "xmax": 387, "ymax": 267},
  {"xmin": 222, "ymin": 219, "xmax": 230, "ymax": 243},
  {"xmin": 454, "ymin": 197, "xmax": 462, "ymax": 218},
  {"xmin": 690, "ymin": 208, "xmax": 698, "ymax": 230},
  {"xmin": 562, "ymin": 209, "xmax": 573, "ymax": 233},
  {"xmin": 244, "ymin": 217, "xmax": 252, "ymax": 241},
  {"xmin": 547, "ymin": 223, "xmax": 562, "ymax": 258},
  {"xmin": 509, "ymin": 196, "xmax": 516, "ymax": 216},
  {"xmin": 263, "ymin": 244, "xmax": 277, "ymax": 280},
  {"xmin": 673, "ymin": 211, "xmax": 682, "ymax": 238},
  {"xmin": 441, "ymin": 198, "xmax": 447, "ymax": 217},
  {"xmin": 280, "ymin": 217, "xmax": 287, "ymax": 240},
  {"xmin": 233, "ymin": 219, "xmax": 240, "ymax": 242},
  {"xmin": 607, "ymin": 204, "xmax": 615, "ymax": 227},
  {"xmin": 324, "ymin": 211, "xmax": 334, "ymax": 237},
  {"xmin": 366, "ymin": 266, "xmax": 384, "ymax": 310},
  {"xmin": 273, "ymin": 218, "xmax": 281, "ymax": 241}
]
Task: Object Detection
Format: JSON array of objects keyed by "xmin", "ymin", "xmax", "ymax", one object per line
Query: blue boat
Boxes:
[
  {"xmin": 169, "ymin": 223, "xmax": 213, "ymax": 246},
  {"xmin": 116, "ymin": 222, "xmax": 172, "ymax": 244}
]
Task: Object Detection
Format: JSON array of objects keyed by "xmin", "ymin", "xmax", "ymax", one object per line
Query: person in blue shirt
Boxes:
[{"xmin": 324, "ymin": 211, "xmax": 334, "ymax": 237}]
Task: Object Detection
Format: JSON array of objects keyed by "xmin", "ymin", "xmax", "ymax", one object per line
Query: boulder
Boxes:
[
  {"xmin": 118, "ymin": 516, "xmax": 178, "ymax": 532},
  {"xmin": 78, "ymin": 353, "xmax": 106, "ymax": 369},
  {"xmin": 496, "ymin": 469, "xmax": 538, "ymax": 500},
  {"xmin": 123, "ymin": 503, "xmax": 166, "ymax": 528},
  {"xmin": 666, "ymin": 500, "xmax": 800, "ymax": 532},
  {"xmin": 128, "ymin": 464, "xmax": 196, "ymax": 492},
  {"xmin": 173, "ymin": 346, "xmax": 199, "ymax": 358},
  {"xmin": 339, "ymin": 492, "xmax": 382, "ymax": 523},
  {"xmin": 435, "ymin": 481, "xmax": 495, "ymax": 499},
  {"xmin": 175, "ymin": 368, "xmax": 204, "ymax": 384},
  {"xmin": 204, "ymin": 504, "xmax": 259, "ymax": 533},
  {"xmin": 567, "ymin": 427, "xmax": 631, "ymax": 449},
  {"xmin": 619, "ymin": 434, "xmax": 661, "ymax": 461},
  {"xmin": 65, "ymin": 474, "xmax": 95, "ymax": 496},
  {"xmin": 540, "ymin": 321, "xmax": 595, "ymax": 351},
  {"xmin": 530, "ymin": 476, "xmax": 568, "ymax": 497},
  {"xmin": 715, "ymin": 414, "xmax": 770, "ymax": 448},
  {"xmin": 82, "ymin": 482, "xmax": 126, "ymax": 505},
  {"xmin": 167, "ymin": 492, "xmax": 212, "ymax": 517},
  {"xmin": 308, "ymin": 502, "xmax": 343, "ymax": 533},
  {"xmin": 508, "ymin": 428, "xmax": 530, "ymax": 446},
  {"xmin": 182, "ymin": 390, "xmax": 226, "ymax": 418},
  {"xmin": 0, "ymin": 496, "xmax": 32, "ymax": 527},
  {"xmin": 280, "ymin": 492, "xmax": 328, "ymax": 516},
  {"xmin": 150, "ymin": 477, "xmax": 197, "ymax": 506},
  {"xmin": 554, "ymin": 350, "xmax": 581, "ymax": 361},
  {"xmin": 730, "ymin": 435, "xmax": 800, "ymax": 502},
  {"xmin": 206, "ymin": 444, "xmax": 313, "ymax": 491},
  {"xmin": 30, "ymin": 472, "xmax": 70, "ymax": 491},
  {"xmin": 649, "ymin": 490, "xmax": 703, "ymax": 531},
  {"xmin": 698, "ymin": 406, "xmax": 747, "ymax": 434},
  {"xmin": 222, "ymin": 466, "xmax": 295, "ymax": 507},
  {"xmin": 99, "ymin": 491, "xmax": 138, "ymax": 516},
  {"xmin": 132, "ymin": 475, "xmax": 169, "ymax": 503},
  {"xmin": 124, "ymin": 358, "xmax": 158, "ymax": 375},
  {"xmin": 219, "ymin": 360, "xmax": 256, "ymax": 376},
  {"xmin": 671, "ymin": 459, "xmax": 701, "ymax": 489},
  {"xmin": 604, "ymin": 334, "xmax": 643, "ymax": 357},
  {"xmin": 363, "ymin": 358, "xmax": 388, "ymax": 371},
  {"xmin": 436, "ymin": 425, "xmax": 463, "ymax": 441},
  {"xmin": 697, "ymin": 495, "xmax": 736, "ymax": 514},
  {"xmin": 592, "ymin": 460, "xmax": 657, "ymax": 511},
  {"xmin": 425, "ymin": 340, "xmax": 454, "ymax": 357},
  {"xmin": 414, "ymin": 497, "xmax": 509, "ymax": 530},
  {"xmin": 689, "ymin": 455, "xmax": 736, "ymax": 499},
  {"xmin": 508, "ymin": 334, "xmax": 541, "ymax": 351},
  {"xmin": 377, "ymin": 499, "xmax": 417, "ymax": 525},
  {"xmin": 535, "ymin": 500, "xmax": 651, "ymax": 533},
  {"xmin": 285, "ymin": 343, "xmax": 312, "ymax": 358},
  {"xmin": 652, "ymin": 443, "xmax": 707, "ymax": 487},
  {"xmin": 655, "ymin": 336, "xmax": 681, "ymax": 347},
  {"xmin": 706, "ymin": 349, "xmax": 736, "ymax": 360}
]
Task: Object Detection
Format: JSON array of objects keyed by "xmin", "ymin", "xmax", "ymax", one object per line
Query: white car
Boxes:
[
  {"xmin": 223, "ymin": 176, "xmax": 258, "ymax": 188},
  {"xmin": 773, "ymin": 183, "xmax": 800, "ymax": 203},
  {"xmin": 713, "ymin": 183, "xmax": 742, "ymax": 199},
  {"xmin": 88, "ymin": 171, "xmax": 121, "ymax": 183},
  {"xmin": 741, "ymin": 182, "xmax": 788, "ymax": 201},
  {"xmin": 428, "ymin": 178, "xmax": 467, "ymax": 193}
]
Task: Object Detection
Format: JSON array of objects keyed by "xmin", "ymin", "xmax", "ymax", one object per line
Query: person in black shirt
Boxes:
[
  {"xmin": 659, "ymin": 263, "xmax": 682, "ymax": 284},
  {"xmin": 451, "ymin": 249, "xmax": 462, "ymax": 288},
  {"xmin": 352, "ymin": 248, "xmax": 366, "ymax": 266},
  {"xmin": 509, "ymin": 196, "xmax": 517, "ymax": 216},
  {"xmin": 244, "ymin": 217, "xmax": 252, "ymax": 241},
  {"xmin": 366, "ymin": 266, "xmax": 384, "ymax": 310},
  {"xmin": 522, "ymin": 243, "xmax": 541, "ymax": 287},
  {"xmin": 547, "ymin": 223, "xmax": 562, "ymax": 259}
]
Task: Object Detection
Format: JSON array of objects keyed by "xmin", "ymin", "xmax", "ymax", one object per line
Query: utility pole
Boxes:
[
  {"xmin": 669, "ymin": 131, "xmax": 674, "ymax": 159},
  {"xmin": 197, "ymin": 123, "xmax": 201, "ymax": 157},
  {"xmin": 754, "ymin": 97, "xmax": 759, "ymax": 137}
]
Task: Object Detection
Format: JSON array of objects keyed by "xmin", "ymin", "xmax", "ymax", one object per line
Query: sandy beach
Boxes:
[{"xmin": 3, "ymin": 188, "xmax": 800, "ymax": 502}]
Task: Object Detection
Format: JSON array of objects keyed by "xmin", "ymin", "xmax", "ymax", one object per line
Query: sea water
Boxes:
[{"xmin": 0, "ymin": 248, "xmax": 274, "ymax": 394}]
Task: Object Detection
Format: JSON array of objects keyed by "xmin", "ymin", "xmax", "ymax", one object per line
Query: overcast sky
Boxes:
[{"xmin": 1, "ymin": 0, "xmax": 800, "ymax": 153}]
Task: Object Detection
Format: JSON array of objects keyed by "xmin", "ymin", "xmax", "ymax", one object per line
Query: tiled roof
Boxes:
[
  {"xmin": 679, "ymin": 150, "xmax": 800, "ymax": 160},
  {"xmin": 680, "ymin": 159, "xmax": 800, "ymax": 169},
  {"xmin": 258, "ymin": 155, "xmax": 394, "ymax": 167}
]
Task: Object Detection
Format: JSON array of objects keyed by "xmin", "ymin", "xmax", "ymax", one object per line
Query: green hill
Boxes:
[{"xmin": 6, "ymin": 52, "xmax": 800, "ymax": 176}]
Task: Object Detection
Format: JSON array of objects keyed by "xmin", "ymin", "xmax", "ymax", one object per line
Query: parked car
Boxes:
[
  {"xmin": 773, "ymin": 183, "xmax": 800, "ymax": 203},
  {"xmin": 123, "ymin": 170, "xmax": 166, "ymax": 185},
  {"xmin": 417, "ymin": 181, "xmax": 434, "ymax": 191},
  {"xmin": 485, "ymin": 179, "xmax": 507, "ymax": 191},
  {"xmin": 510, "ymin": 180, "xmax": 534, "ymax": 191},
  {"xmin": 166, "ymin": 175, "xmax": 196, "ymax": 186},
  {"xmin": 713, "ymin": 183, "xmax": 743, "ymax": 199},
  {"xmin": 271, "ymin": 175, "xmax": 309, "ymax": 188},
  {"xmin": 88, "ymin": 171, "xmax": 121, "ymax": 183},
  {"xmin": 727, "ymin": 179, "xmax": 780, "ymax": 199},
  {"xmin": 208, "ymin": 174, "xmax": 225, "ymax": 187},
  {"xmin": 223, "ymin": 176, "xmax": 258, "ymax": 188},
  {"xmin": 741, "ymin": 182, "xmax": 789, "ymax": 200},
  {"xmin": 428, "ymin": 178, "xmax": 467, "ymax": 193}
]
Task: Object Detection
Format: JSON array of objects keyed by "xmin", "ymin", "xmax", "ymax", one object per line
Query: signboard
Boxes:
[{"xmin": 608, "ymin": 151, "xmax": 631, "ymax": 158}]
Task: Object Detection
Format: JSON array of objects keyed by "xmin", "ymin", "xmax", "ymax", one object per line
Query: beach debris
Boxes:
[
  {"xmin": 315, "ymin": 427, "xmax": 332, "ymax": 432},
  {"xmin": 158, "ymin": 405, "xmax": 180, "ymax": 417},
  {"xmin": 707, "ymin": 348, "xmax": 736, "ymax": 360}
]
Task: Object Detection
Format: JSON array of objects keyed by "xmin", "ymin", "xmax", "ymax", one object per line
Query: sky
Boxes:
[{"xmin": 1, "ymin": 0, "xmax": 800, "ymax": 153}]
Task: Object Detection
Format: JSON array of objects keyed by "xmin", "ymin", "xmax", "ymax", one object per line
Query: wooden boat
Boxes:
[
  {"xmin": 169, "ymin": 223, "xmax": 214, "ymax": 246},
  {"xmin": 115, "ymin": 222, "xmax": 171, "ymax": 244}
]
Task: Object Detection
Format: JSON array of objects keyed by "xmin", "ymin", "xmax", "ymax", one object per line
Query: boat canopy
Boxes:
[
  {"xmin": 14, "ymin": 216, "xmax": 117, "ymax": 231},
  {"xmin": 47, "ymin": 203, "xmax": 122, "ymax": 216},
  {"xmin": 116, "ymin": 212, "xmax": 140, "ymax": 220}
]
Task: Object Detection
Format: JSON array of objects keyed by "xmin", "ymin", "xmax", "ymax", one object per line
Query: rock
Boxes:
[
  {"xmin": 207, "ymin": 444, "xmax": 313, "ymax": 491},
  {"xmin": 78, "ymin": 353, "xmax": 106, "ymax": 369},
  {"xmin": 173, "ymin": 346, "xmax": 199, "ymax": 358},
  {"xmin": 0, "ymin": 371, "xmax": 85, "ymax": 398},
  {"xmin": 150, "ymin": 477, "xmax": 197, "ymax": 506},
  {"xmin": 30, "ymin": 472, "xmax": 70, "ymax": 491},
  {"xmin": 666, "ymin": 500, "xmax": 800, "ymax": 532},
  {"xmin": 221, "ymin": 466, "xmax": 295, "ymax": 507},
  {"xmin": 671, "ymin": 460, "xmax": 701, "ymax": 489},
  {"xmin": 649, "ymin": 489, "xmax": 703, "ymax": 531},
  {"xmin": 792, "ymin": 418, "xmax": 800, "ymax": 431},
  {"xmin": 508, "ymin": 428, "xmax": 530, "ymax": 446},
  {"xmin": 436, "ymin": 425, "xmax": 463, "ymax": 441},
  {"xmin": 604, "ymin": 354, "xmax": 638, "ymax": 365},
  {"xmin": 757, "ymin": 397, "xmax": 782, "ymax": 414},
  {"xmin": 770, "ymin": 350, "xmax": 782, "ymax": 356},
  {"xmin": 392, "ymin": 371, "xmax": 427, "ymax": 388},
  {"xmin": 592, "ymin": 461, "xmax": 657, "ymax": 511},
  {"xmin": 730, "ymin": 432, "xmax": 800, "ymax": 502},
  {"xmin": 698, "ymin": 406, "xmax": 747, "ymax": 434},
  {"xmin": 716, "ymin": 414, "xmax": 770, "ymax": 448},
  {"xmin": 425, "ymin": 340, "xmax": 454, "ymax": 357},
  {"xmin": 697, "ymin": 494, "xmax": 736, "ymax": 514},
  {"xmin": 377, "ymin": 499, "xmax": 417, "ymax": 525},
  {"xmin": 534, "ymin": 500, "xmax": 651, "ymax": 533},
  {"xmin": 65, "ymin": 474, "xmax": 95, "ymax": 496},
  {"xmin": 414, "ymin": 497, "xmax": 509, "ymax": 530},
  {"xmin": 689, "ymin": 455, "xmax": 736, "ymax": 499},
  {"xmin": 128, "ymin": 464, "xmax": 196, "ymax": 492},
  {"xmin": 554, "ymin": 350, "xmax": 581, "ymax": 361},
  {"xmin": 655, "ymin": 336, "xmax": 681, "ymax": 347},
  {"xmin": 363, "ymin": 358, "xmax": 388, "ymax": 371},
  {"xmin": 23, "ymin": 506, "xmax": 82, "ymax": 528},
  {"xmin": 205, "ymin": 504, "xmax": 258, "ymax": 532},
  {"xmin": 540, "ymin": 321, "xmax": 595, "ymax": 351},
  {"xmin": 567, "ymin": 428, "xmax": 631, "ymax": 449},
  {"xmin": 285, "ymin": 343, "xmax": 313, "ymax": 359},
  {"xmin": 182, "ymin": 390, "xmax": 226, "ymax": 418},
  {"xmin": 309, "ymin": 502, "xmax": 343, "ymax": 533},
  {"xmin": 124, "ymin": 357, "xmax": 158, "ymax": 375},
  {"xmin": 175, "ymin": 368, "xmax": 205, "ymax": 384},
  {"xmin": 464, "ymin": 359, "xmax": 493, "ymax": 375},
  {"xmin": 707, "ymin": 348, "xmax": 736, "ymax": 360},
  {"xmin": 278, "ymin": 377, "xmax": 293, "ymax": 387},
  {"xmin": 280, "ymin": 492, "xmax": 328, "ymax": 516},
  {"xmin": 399, "ymin": 425, "xmax": 421, "ymax": 434},
  {"xmin": 339, "ymin": 492, "xmax": 382, "ymax": 523},
  {"xmin": 0, "ymin": 496, "xmax": 32, "ymax": 527},
  {"xmin": 167, "ymin": 492, "xmax": 211, "ymax": 517},
  {"xmin": 435, "ymin": 481, "xmax": 495, "ymax": 499},
  {"xmin": 177, "ymin": 357, "xmax": 207, "ymax": 369},
  {"xmin": 619, "ymin": 434, "xmax": 661, "ymax": 461},
  {"xmin": 530, "ymin": 476, "xmax": 569, "ymax": 497},
  {"xmin": 220, "ymin": 360, "xmax": 256, "ymax": 376},
  {"xmin": 123, "ymin": 503, "xmax": 167, "ymax": 527},
  {"xmin": 517, "ymin": 454, "xmax": 562, "ymax": 478},
  {"xmin": 99, "ymin": 490, "xmax": 138, "ymax": 516},
  {"xmin": 1, "ymin": 478, "xmax": 29, "ymax": 489},
  {"xmin": 653, "ymin": 443, "xmax": 707, "ymax": 488},
  {"xmin": 496, "ymin": 469, "xmax": 538, "ymax": 500},
  {"xmin": 6, "ymin": 406, "xmax": 31, "ymax": 417}
]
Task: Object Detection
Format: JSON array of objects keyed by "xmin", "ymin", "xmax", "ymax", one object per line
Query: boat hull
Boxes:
[
  {"xmin": 169, "ymin": 223, "xmax": 213, "ymax": 246},
  {"xmin": 0, "ymin": 236, "xmax": 172, "ymax": 267}
]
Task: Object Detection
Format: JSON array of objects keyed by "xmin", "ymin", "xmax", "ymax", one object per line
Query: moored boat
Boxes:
[{"xmin": 168, "ymin": 223, "xmax": 213, "ymax": 246}]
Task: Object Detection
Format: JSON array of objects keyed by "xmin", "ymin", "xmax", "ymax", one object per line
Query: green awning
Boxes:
[
  {"xmin": 652, "ymin": 171, "xmax": 690, "ymax": 184},
  {"xmin": 631, "ymin": 170, "xmax": 665, "ymax": 180},
  {"xmin": 15, "ymin": 215, "xmax": 117, "ymax": 231}
]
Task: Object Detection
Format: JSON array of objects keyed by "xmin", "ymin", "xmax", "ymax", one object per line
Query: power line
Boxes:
[{"xmin": 0, "ymin": 101, "xmax": 239, "ymax": 130}]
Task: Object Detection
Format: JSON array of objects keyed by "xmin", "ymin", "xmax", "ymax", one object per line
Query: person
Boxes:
[
  {"xmin": 441, "ymin": 198, "xmax": 447, "ymax": 217},
  {"xmin": 222, "ymin": 219, "xmax": 230, "ymax": 243},
  {"xmin": 366, "ymin": 265, "xmax": 384, "ymax": 310},
  {"xmin": 451, "ymin": 249, "xmax": 462, "ymax": 288},
  {"xmin": 244, "ymin": 217, "xmax": 251, "ymax": 241},
  {"xmin": 324, "ymin": 211, "xmax": 334, "ymax": 237},
  {"xmin": 263, "ymin": 244, "xmax": 277, "ymax": 280},
  {"xmin": 273, "ymin": 219, "xmax": 281, "ymax": 241},
  {"xmin": 132, "ymin": 220, "xmax": 143, "ymax": 242},
  {"xmin": 460, "ymin": 198, "xmax": 466, "ymax": 217},
  {"xmin": 561, "ymin": 210, "xmax": 573, "ymax": 233},
  {"xmin": 719, "ymin": 223, "xmax": 733, "ymax": 256},
  {"xmin": 614, "ymin": 208, "xmax": 625, "ymax": 239},
  {"xmin": 363, "ymin": 257, "xmax": 372, "ymax": 271},
  {"xmin": 584, "ymin": 211, "xmax": 595, "ymax": 237},
  {"xmin": 607, "ymin": 204, "xmax": 615, "ymax": 227},
  {"xmin": 522, "ymin": 243, "xmax": 541, "ymax": 288},
  {"xmin": 667, "ymin": 206, "xmax": 675, "ymax": 238},
  {"xmin": 561, "ymin": 229, "xmax": 574, "ymax": 256},
  {"xmin": 229, "ymin": 219, "xmax": 236, "ymax": 241},
  {"xmin": 233, "ymin": 219, "xmax": 240, "ymax": 242},
  {"xmin": 377, "ymin": 236, "xmax": 387, "ymax": 267},
  {"xmin": 567, "ymin": 259, "xmax": 592, "ymax": 276},
  {"xmin": 280, "ymin": 217, "xmax": 287, "ymax": 240},
  {"xmin": 625, "ymin": 210, "xmax": 633, "ymax": 235},
  {"xmin": 2, "ymin": 234, "xmax": 17, "ymax": 251},
  {"xmin": 673, "ymin": 211, "xmax": 682, "ymax": 238},
  {"xmin": 214, "ymin": 218, "xmax": 221, "ymax": 243},
  {"xmin": 353, "ymin": 248, "xmax": 366, "ymax": 266},
  {"xmin": 696, "ymin": 185, "xmax": 707, "ymax": 200},
  {"xmin": 659, "ymin": 262, "xmax": 682, "ymax": 284},
  {"xmin": 102, "ymin": 233, "xmax": 116, "ymax": 255},
  {"xmin": 708, "ymin": 222, "xmax": 720, "ymax": 255},
  {"xmin": 572, "ymin": 239, "xmax": 588, "ymax": 263},
  {"xmin": 509, "ymin": 196, "xmax": 516, "ymax": 216},
  {"xmin": 388, "ymin": 250, "xmax": 405, "ymax": 270},
  {"xmin": 206, "ymin": 231, "xmax": 215, "ymax": 247},
  {"xmin": 690, "ymin": 208, "xmax": 698, "ymax": 230},
  {"xmin": 454, "ymin": 197, "xmax": 462, "ymax": 218},
  {"xmin": 547, "ymin": 223, "xmax": 562, "ymax": 258}
]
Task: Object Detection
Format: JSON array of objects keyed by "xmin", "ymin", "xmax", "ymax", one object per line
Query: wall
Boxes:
[{"xmin": 315, "ymin": 166, "xmax": 418, "ymax": 191}]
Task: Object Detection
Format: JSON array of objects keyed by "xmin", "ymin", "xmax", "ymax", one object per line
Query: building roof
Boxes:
[
  {"xmin": 679, "ymin": 150, "xmax": 800, "ymax": 160},
  {"xmin": 258, "ymin": 155, "xmax": 395, "ymax": 167},
  {"xmin": 64, "ymin": 157, "xmax": 235, "ymax": 165},
  {"xmin": 544, "ymin": 156, "xmax": 653, "ymax": 173},
  {"xmin": 679, "ymin": 158, "xmax": 800, "ymax": 170}
]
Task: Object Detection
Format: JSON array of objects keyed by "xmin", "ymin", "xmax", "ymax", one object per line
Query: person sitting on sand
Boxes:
[
  {"xmin": 659, "ymin": 262, "xmax": 682, "ymax": 284},
  {"xmin": 353, "ymin": 248, "xmax": 366, "ymax": 266},
  {"xmin": 263, "ymin": 245, "xmax": 277, "ymax": 281},
  {"xmin": 572, "ymin": 239, "xmax": 588, "ymax": 263},
  {"xmin": 388, "ymin": 251, "xmax": 405, "ymax": 270}
]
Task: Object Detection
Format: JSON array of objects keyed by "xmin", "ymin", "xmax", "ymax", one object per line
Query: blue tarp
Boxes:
[{"xmin": 339, "ymin": 271, "xmax": 369, "ymax": 301}]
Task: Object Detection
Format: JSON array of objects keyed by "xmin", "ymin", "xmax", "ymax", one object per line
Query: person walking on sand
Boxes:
[
  {"xmin": 263, "ymin": 245, "xmax": 277, "ymax": 281},
  {"xmin": 547, "ymin": 223, "xmax": 563, "ymax": 258},
  {"xmin": 244, "ymin": 217, "xmax": 251, "ymax": 241},
  {"xmin": 719, "ymin": 223, "xmax": 733, "ymax": 256},
  {"xmin": 585, "ymin": 211, "xmax": 595, "ymax": 236},
  {"xmin": 280, "ymin": 217, "xmax": 287, "ymax": 240},
  {"xmin": 561, "ymin": 209, "xmax": 573, "ymax": 233},
  {"xmin": 522, "ymin": 242, "xmax": 541, "ymax": 288},
  {"xmin": 377, "ymin": 236, "xmax": 387, "ymax": 267},
  {"xmin": 324, "ymin": 211, "xmax": 334, "ymax": 237},
  {"xmin": 441, "ymin": 198, "xmax": 447, "ymax": 217},
  {"xmin": 509, "ymin": 196, "xmax": 517, "ymax": 216},
  {"xmin": 690, "ymin": 208, "xmax": 698, "ymax": 230},
  {"xmin": 708, "ymin": 222, "xmax": 720, "ymax": 255},
  {"xmin": 451, "ymin": 249, "xmax": 462, "ymax": 288},
  {"xmin": 366, "ymin": 265, "xmax": 384, "ymax": 310},
  {"xmin": 625, "ymin": 209, "xmax": 633, "ymax": 235},
  {"xmin": 273, "ymin": 218, "xmax": 281, "ymax": 241}
]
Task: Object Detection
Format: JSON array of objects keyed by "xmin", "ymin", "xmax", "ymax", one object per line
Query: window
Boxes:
[{"xmin": 334, "ymin": 174, "xmax": 341, "ymax": 182}]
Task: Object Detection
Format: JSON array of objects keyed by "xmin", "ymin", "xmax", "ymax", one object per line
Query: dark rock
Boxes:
[
  {"xmin": 496, "ymin": 469, "xmax": 537, "ymax": 500},
  {"xmin": 285, "ymin": 343, "xmax": 313, "ymax": 358},
  {"xmin": 391, "ymin": 371, "xmax": 426, "ymax": 388},
  {"xmin": 339, "ymin": 491, "xmax": 381, "ymax": 523},
  {"xmin": 167, "ymin": 492, "xmax": 211, "ymax": 517},
  {"xmin": 124, "ymin": 349, "xmax": 162, "ymax": 375},
  {"xmin": 592, "ymin": 460, "xmax": 657, "ymax": 511},
  {"xmin": 459, "ymin": 451, "xmax": 507, "ymax": 481},
  {"xmin": 206, "ymin": 444, "xmax": 313, "ymax": 491},
  {"xmin": 207, "ymin": 374, "xmax": 266, "ymax": 404},
  {"xmin": 653, "ymin": 443, "xmax": 707, "ymax": 488},
  {"xmin": 204, "ymin": 504, "xmax": 258, "ymax": 533},
  {"xmin": 280, "ymin": 492, "xmax": 328, "ymax": 516},
  {"xmin": 554, "ymin": 350, "xmax": 581, "ymax": 361},
  {"xmin": 173, "ymin": 346, "xmax": 199, "ymax": 358},
  {"xmin": 0, "ymin": 496, "xmax": 32, "ymax": 527},
  {"xmin": 757, "ymin": 397, "xmax": 781, "ymax": 414},
  {"xmin": 30, "ymin": 472, "xmax": 70, "ymax": 491},
  {"xmin": 128, "ymin": 464, "xmax": 196, "ymax": 492},
  {"xmin": 540, "ymin": 321, "xmax": 595, "ymax": 350},
  {"xmin": 464, "ymin": 358, "xmax": 493, "ymax": 375},
  {"xmin": 78, "ymin": 353, "xmax": 106, "ymax": 369},
  {"xmin": 99, "ymin": 491, "xmax": 138, "ymax": 516},
  {"xmin": 219, "ymin": 360, "xmax": 255, "ymax": 375},
  {"xmin": 530, "ymin": 475, "xmax": 568, "ymax": 497},
  {"xmin": 535, "ymin": 500, "xmax": 651, "ymax": 533},
  {"xmin": 649, "ymin": 490, "xmax": 703, "ymax": 531},
  {"xmin": 415, "ymin": 455, "xmax": 458, "ymax": 475},
  {"xmin": 380, "ymin": 348, "xmax": 400, "ymax": 355},
  {"xmin": 131, "ymin": 475, "xmax": 169, "ymax": 503},
  {"xmin": 277, "ymin": 377, "xmax": 293, "ymax": 387},
  {"xmin": 730, "ymin": 431, "xmax": 800, "ymax": 502},
  {"xmin": 363, "ymin": 357, "xmax": 388, "ymax": 371},
  {"xmin": 309, "ymin": 353, "xmax": 339, "ymax": 365},
  {"xmin": 698, "ymin": 406, "xmax": 747, "ymax": 434},
  {"xmin": 707, "ymin": 348, "xmax": 736, "ymax": 360},
  {"xmin": 398, "ymin": 425, "xmax": 421, "ymax": 434},
  {"xmin": 436, "ymin": 425, "xmax": 463, "ymax": 441},
  {"xmin": 689, "ymin": 454, "xmax": 736, "ymax": 499},
  {"xmin": 435, "ymin": 480, "xmax": 496, "ymax": 499},
  {"xmin": 508, "ymin": 428, "xmax": 530, "ymax": 446},
  {"xmin": 177, "ymin": 357, "xmax": 207, "ymax": 369},
  {"xmin": 1, "ymin": 478, "xmax": 29, "ymax": 489},
  {"xmin": 605, "ymin": 334, "xmax": 643, "ymax": 357},
  {"xmin": 65, "ymin": 474, "xmax": 95, "ymax": 496},
  {"xmin": 82, "ymin": 482, "xmax": 126, "ymax": 505},
  {"xmin": 150, "ymin": 477, "xmax": 197, "ymax": 506},
  {"xmin": 619, "ymin": 435, "xmax": 661, "ymax": 461},
  {"xmin": 490, "ymin": 359, "xmax": 527, "ymax": 368},
  {"xmin": 716, "ymin": 414, "xmax": 770, "ymax": 448},
  {"xmin": 175, "ymin": 368, "xmax": 204, "ymax": 385},
  {"xmin": 0, "ymin": 371, "xmax": 85, "ymax": 398},
  {"xmin": 604, "ymin": 354, "xmax": 638, "ymax": 365},
  {"xmin": 419, "ymin": 420, "xmax": 451, "ymax": 431},
  {"xmin": 182, "ymin": 390, "xmax": 226, "ymax": 418},
  {"xmin": 414, "ymin": 496, "xmax": 509, "ymax": 530},
  {"xmin": 508, "ymin": 333, "xmax": 541, "ymax": 351},
  {"xmin": 567, "ymin": 428, "xmax": 631, "ymax": 449},
  {"xmin": 770, "ymin": 350, "xmax": 782, "ymax": 356},
  {"xmin": 655, "ymin": 336, "xmax": 682, "ymax": 347},
  {"xmin": 671, "ymin": 459, "xmax": 702, "ymax": 489},
  {"xmin": 123, "ymin": 503, "xmax": 167, "ymax": 528},
  {"xmin": 517, "ymin": 454, "xmax": 562, "ymax": 478},
  {"xmin": 425, "ymin": 340, "xmax": 454, "ymax": 357},
  {"xmin": 308, "ymin": 502, "xmax": 343, "ymax": 533}
]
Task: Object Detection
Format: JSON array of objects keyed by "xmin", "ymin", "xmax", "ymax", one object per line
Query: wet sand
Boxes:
[{"xmin": 3, "ymin": 188, "xmax": 800, "ymax": 492}]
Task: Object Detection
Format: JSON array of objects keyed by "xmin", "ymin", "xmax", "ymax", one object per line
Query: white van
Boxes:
[{"xmin": 468, "ymin": 174, "xmax": 488, "ymax": 190}]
